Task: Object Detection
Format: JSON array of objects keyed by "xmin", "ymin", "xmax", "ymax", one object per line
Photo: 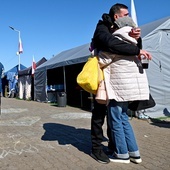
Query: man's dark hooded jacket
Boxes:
[{"xmin": 91, "ymin": 14, "xmax": 142, "ymax": 55}]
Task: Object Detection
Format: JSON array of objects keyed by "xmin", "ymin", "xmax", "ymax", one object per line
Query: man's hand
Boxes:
[
  {"xmin": 138, "ymin": 49, "xmax": 152, "ymax": 60},
  {"xmin": 129, "ymin": 28, "xmax": 141, "ymax": 40}
]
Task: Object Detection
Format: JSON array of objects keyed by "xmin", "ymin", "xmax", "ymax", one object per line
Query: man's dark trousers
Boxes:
[{"xmin": 91, "ymin": 98, "xmax": 112, "ymax": 151}]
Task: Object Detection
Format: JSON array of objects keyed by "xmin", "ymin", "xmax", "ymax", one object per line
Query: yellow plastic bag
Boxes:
[{"xmin": 77, "ymin": 56, "xmax": 104, "ymax": 95}]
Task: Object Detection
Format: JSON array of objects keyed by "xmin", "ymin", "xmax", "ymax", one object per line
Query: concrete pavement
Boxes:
[{"xmin": 0, "ymin": 97, "xmax": 170, "ymax": 170}]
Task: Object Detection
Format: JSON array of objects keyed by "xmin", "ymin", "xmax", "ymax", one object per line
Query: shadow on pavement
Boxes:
[
  {"xmin": 149, "ymin": 118, "xmax": 170, "ymax": 128},
  {"xmin": 41, "ymin": 123, "xmax": 92, "ymax": 155}
]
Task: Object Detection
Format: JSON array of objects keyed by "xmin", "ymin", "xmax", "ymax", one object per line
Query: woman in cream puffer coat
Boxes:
[{"xmin": 98, "ymin": 17, "xmax": 150, "ymax": 102}]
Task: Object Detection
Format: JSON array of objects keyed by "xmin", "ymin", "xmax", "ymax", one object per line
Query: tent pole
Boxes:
[{"xmin": 63, "ymin": 66, "xmax": 66, "ymax": 92}]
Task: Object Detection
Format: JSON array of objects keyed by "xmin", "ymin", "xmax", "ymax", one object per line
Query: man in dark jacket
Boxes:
[{"xmin": 90, "ymin": 3, "xmax": 145, "ymax": 164}]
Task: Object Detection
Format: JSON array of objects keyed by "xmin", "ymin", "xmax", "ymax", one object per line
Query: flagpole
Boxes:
[
  {"xmin": 9, "ymin": 26, "xmax": 22, "ymax": 71},
  {"xmin": 18, "ymin": 31, "xmax": 21, "ymax": 70},
  {"xmin": 131, "ymin": 0, "xmax": 138, "ymax": 27}
]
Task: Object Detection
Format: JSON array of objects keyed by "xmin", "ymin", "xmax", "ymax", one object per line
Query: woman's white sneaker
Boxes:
[
  {"xmin": 109, "ymin": 155, "xmax": 130, "ymax": 164},
  {"xmin": 130, "ymin": 156, "xmax": 142, "ymax": 164}
]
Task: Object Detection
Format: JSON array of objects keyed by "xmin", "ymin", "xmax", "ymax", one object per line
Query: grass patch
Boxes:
[
  {"xmin": 150, "ymin": 116, "xmax": 170, "ymax": 124},
  {"xmin": 156, "ymin": 116, "xmax": 170, "ymax": 120}
]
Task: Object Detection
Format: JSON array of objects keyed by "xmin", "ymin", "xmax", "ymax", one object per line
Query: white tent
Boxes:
[
  {"xmin": 18, "ymin": 57, "xmax": 47, "ymax": 100},
  {"xmin": 141, "ymin": 16, "xmax": 170, "ymax": 118}
]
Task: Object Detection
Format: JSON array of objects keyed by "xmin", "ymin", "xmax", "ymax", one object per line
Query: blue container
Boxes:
[{"xmin": 54, "ymin": 84, "xmax": 64, "ymax": 91}]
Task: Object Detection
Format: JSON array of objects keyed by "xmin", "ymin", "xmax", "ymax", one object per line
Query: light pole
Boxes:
[{"xmin": 9, "ymin": 26, "xmax": 23, "ymax": 70}]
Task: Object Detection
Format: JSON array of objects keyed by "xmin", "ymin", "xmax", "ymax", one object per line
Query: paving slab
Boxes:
[{"xmin": 0, "ymin": 97, "xmax": 170, "ymax": 170}]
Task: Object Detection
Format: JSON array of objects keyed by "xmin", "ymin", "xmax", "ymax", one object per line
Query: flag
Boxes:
[
  {"xmin": 32, "ymin": 56, "xmax": 36, "ymax": 76},
  {"xmin": 131, "ymin": 0, "xmax": 138, "ymax": 27},
  {"xmin": 18, "ymin": 36, "xmax": 23, "ymax": 54}
]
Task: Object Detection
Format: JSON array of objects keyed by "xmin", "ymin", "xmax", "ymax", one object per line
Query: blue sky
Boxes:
[{"xmin": 0, "ymin": 0, "xmax": 170, "ymax": 71}]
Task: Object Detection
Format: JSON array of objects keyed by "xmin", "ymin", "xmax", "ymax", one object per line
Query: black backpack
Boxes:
[{"xmin": 128, "ymin": 94, "xmax": 156, "ymax": 111}]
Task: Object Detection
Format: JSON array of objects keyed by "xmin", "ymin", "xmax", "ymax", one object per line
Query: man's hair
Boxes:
[{"xmin": 109, "ymin": 3, "xmax": 128, "ymax": 18}]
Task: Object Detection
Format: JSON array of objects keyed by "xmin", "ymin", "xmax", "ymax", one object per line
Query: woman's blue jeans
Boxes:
[{"xmin": 107, "ymin": 99, "xmax": 140, "ymax": 159}]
